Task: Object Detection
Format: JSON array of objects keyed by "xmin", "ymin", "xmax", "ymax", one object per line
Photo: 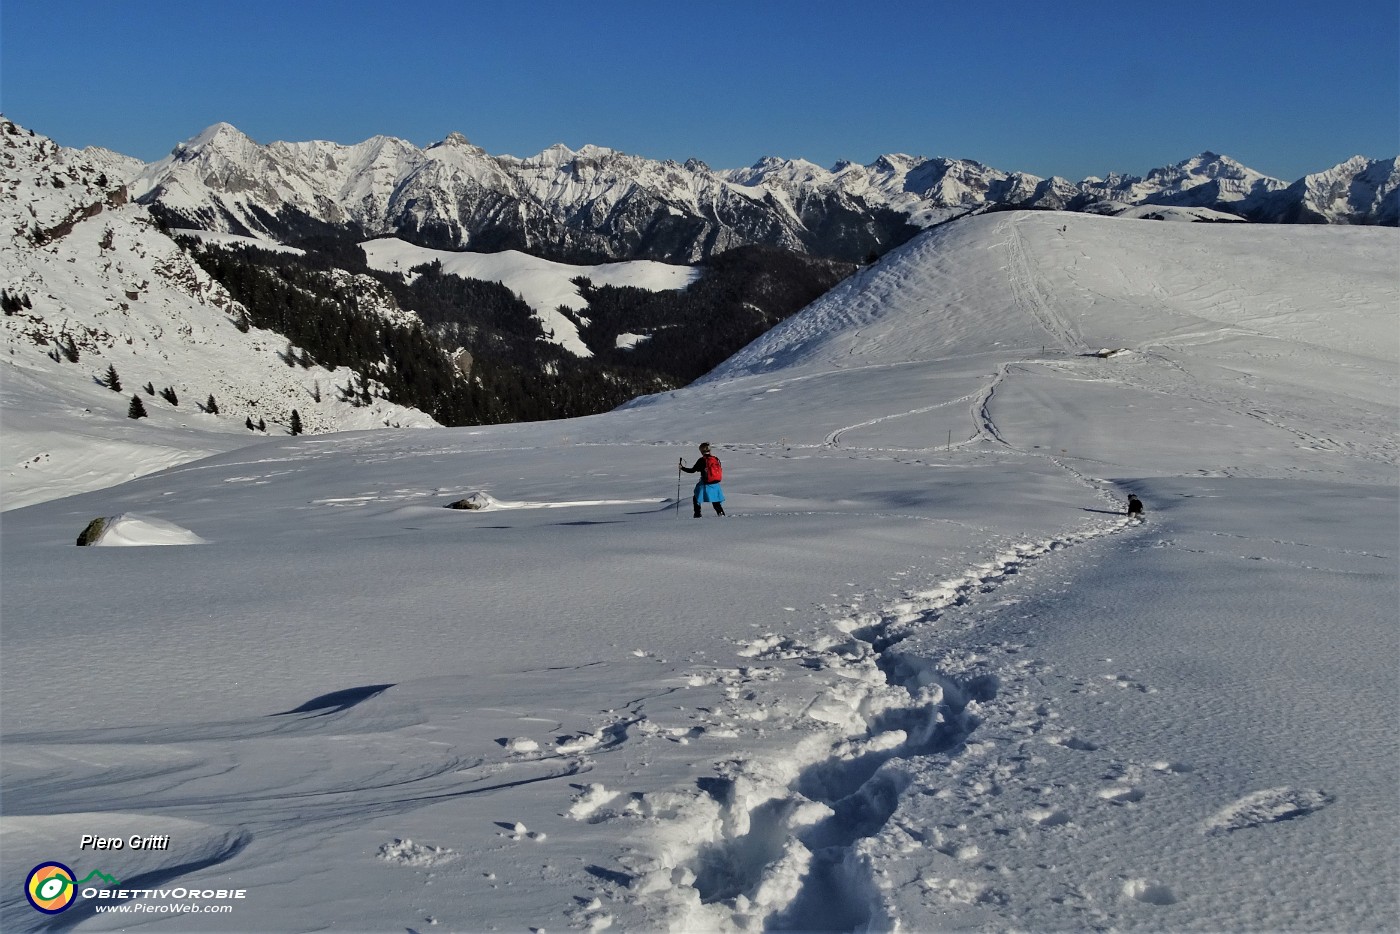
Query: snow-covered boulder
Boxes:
[{"xmin": 74, "ymin": 513, "xmax": 205, "ymax": 546}]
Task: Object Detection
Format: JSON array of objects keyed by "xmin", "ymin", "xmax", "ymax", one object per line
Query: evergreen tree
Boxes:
[
  {"xmin": 144, "ymin": 382, "xmax": 155, "ymax": 395},
  {"xmin": 245, "ymin": 416, "xmax": 255, "ymax": 430},
  {"xmin": 160, "ymin": 386, "xmax": 179, "ymax": 405},
  {"xmin": 205, "ymin": 394, "xmax": 219, "ymax": 415},
  {"xmin": 127, "ymin": 394, "xmax": 148, "ymax": 419},
  {"xmin": 258, "ymin": 417, "xmax": 267, "ymax": 432},
  {"xmin": 289, "ymin": 409, "xmax": 303, "ymax": 435},
  {"xmin": 103, "ymin": 364, "xmax": 122, "ymax": 392},
  {"xmin": 60, "ymin": 334, "xmax": 80, "ymax": 363}
]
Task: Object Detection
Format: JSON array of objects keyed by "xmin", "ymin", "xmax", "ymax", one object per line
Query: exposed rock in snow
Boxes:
[{"xmin": 74, "ymin": 512, "xmax": 205, "ymax": 546}]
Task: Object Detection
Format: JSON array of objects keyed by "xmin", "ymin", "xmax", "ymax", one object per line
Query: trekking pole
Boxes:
[{"xmin": 676, "ymin": 462, "xmax": 681, "ymax": 518}]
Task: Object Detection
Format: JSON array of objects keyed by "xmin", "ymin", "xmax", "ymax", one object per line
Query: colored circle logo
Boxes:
[{"xmin": 25, "ymin": 862, "xmax": 76, "ymax": 914}]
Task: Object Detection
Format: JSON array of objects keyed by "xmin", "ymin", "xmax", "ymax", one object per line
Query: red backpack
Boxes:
[{"xmin": 701, "ymin": 453, "xmax": 722, "ymax": 483}]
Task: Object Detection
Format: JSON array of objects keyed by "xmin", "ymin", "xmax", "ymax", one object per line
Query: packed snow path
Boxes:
[{"xmin": 643, "ymin": 518, "xmax": 1146, "ymax": 931}]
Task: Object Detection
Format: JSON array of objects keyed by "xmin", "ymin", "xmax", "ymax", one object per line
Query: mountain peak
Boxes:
[
  {"xmin": 167, "ymin": 123, "xmax": 259, "ymax": 165},
  {"xmin": 426, "ymin": 131, "xmax": 488, "ymax": 158},
  {"xmin": 531, "ymin": 142, "xmax": 577, "ymax": 164},
  {"xmin": 185, "ymin": 122, "xmax": 249, "ymax": 148},
  {"xmin": 1184, "ymin": 151, "xmax": 1251, "ymax": 172}
]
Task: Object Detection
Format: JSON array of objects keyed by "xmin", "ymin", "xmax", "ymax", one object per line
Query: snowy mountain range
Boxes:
[
  {"xmin": 125, "ymin": 123, "xmax": 1399, "ymax": 262},
  {"xmin": 2, "ymin": 113, "xmax": 1396, "ymax": 508}
]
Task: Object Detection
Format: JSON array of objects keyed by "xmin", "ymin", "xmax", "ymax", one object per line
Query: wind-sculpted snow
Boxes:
[{"xmin": 1, "ymin": 209, "xmax": 1395, "ymax": 932}]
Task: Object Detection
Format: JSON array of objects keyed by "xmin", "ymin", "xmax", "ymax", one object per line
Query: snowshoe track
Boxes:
[{"xmin": 635, "ymin": 516, "xmax": 1140, "ymax": 931}]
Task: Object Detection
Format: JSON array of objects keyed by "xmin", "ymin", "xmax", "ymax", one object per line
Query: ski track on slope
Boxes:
[
  {"xmin": 822, "ymin": 391, "xmax": 984, "ymax": 449},
  {"xmin": 1003, "ymin": 216, "xmax": 1088, "ymax": 355}
]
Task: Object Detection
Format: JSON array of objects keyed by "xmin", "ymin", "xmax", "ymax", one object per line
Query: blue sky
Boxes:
[{"xmin": 3, "ymin": 0, "xmax": 1396, "ymax": 181}]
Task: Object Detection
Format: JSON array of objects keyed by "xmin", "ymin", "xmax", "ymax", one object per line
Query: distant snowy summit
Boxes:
[{"xmin": 105, "ymin": 122, "xmax": 1398, "ymax": 263}]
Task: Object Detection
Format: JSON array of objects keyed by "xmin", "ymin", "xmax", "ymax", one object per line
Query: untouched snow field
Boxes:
[{"xmin": 2, "ymin": 212, "xmax": 1396, "ymax": 933}]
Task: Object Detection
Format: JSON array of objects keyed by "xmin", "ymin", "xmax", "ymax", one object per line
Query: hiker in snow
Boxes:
[
  {"xmin": 1126, "ymin": 494, "xmax": 1144, "ymax": 518},
  {"xmin": 680, "ymin": 443, "xmax": 726, "ymax": 518}
]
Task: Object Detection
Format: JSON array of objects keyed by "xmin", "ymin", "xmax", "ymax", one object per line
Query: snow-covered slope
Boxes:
[
  {"xmin": 1, "ymin": 118, "xmax": 437, "ymax": 508},
  {"xmin": 2, "ymin": 210, "xmax": 1395, "ymax": 932},
  {"xmin": 714, "ymin": 212, "xmax": 1397, "ymax": 386}
]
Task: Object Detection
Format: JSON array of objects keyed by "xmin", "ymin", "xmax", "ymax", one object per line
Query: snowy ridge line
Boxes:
[{"xmin": 645, "ymin": 514, "xmax": 1142, "ymax": 931}]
